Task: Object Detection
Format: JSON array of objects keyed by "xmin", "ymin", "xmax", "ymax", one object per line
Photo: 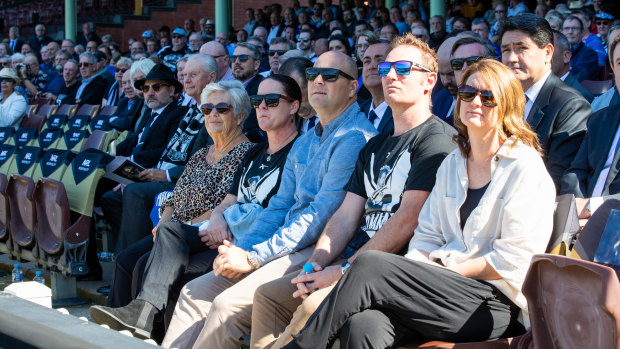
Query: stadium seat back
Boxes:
[
  {"xmin": 32, "ymin": 149, "xmax": 73, "ymax": 182},
  {"xmin": 0, "ymin": 144, "xmax": 17, "ymax": 174},
  {"xmin": 63, "ymin": 114, "xmax": 91, "ymax": 131},
  {"xmin": 6, "ymin": 146, "xmax": 43, "ymax": 178},
  {"xmin": 7, "ymin": 127, "xmax": 38, "ymax": 147},
  {"xmin": 20, "ymin": 112, "xmax": 47, "ymax": 132},
  {"xmin": 89, "ymin": 114, "xmax": 111, "ymax": 132},
  {"xmin": 571, "ymin": 199, "xmax": 620, "ymax": 262},
  {"xmin": 34, "ymin": 177, "xmax": 71, "ymax": 255},
  {"xmin": 74, "ymin": 104, "xmax": 99, "ymax": 119},
  {"xmin": 0, "ymin": 127, "xmax": 15, "ymax": 144},
  {"xmin": 37, "ymin": 128, "xmax": 64, "ymax": 149},
  {"xmin": 0, "ymin": 173, "xmax": 9, "ymax": 241},
  {"xmin": 7, "ymin": 174, "xmax": 36, "ymax": 248},
  {"xmin": 522, "ymin": 254, "xmax": 620, "ymax": 349},
  {"xmin": 57, "ymin": 129, "xmax": 90, "ymax": 152},
  {"xmin": 60, "ymin": 150, "xmax": 108, "ymax": 217},
  {"xmin": 99, "ymin": 105, "xmax": 117, "ymax": 116},
  {"xmin": 43, "ymin": 113, "xmax": 68, "ymax": 131},
  {"xmin": 546, "ymin": 194, "xmax": 580, "ymax": 255}
]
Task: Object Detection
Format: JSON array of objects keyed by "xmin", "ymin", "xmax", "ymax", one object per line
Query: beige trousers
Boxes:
[
  {"xmin": 161, "ymin": 246, "xmax": 314, "ymax": 349},
  {"xmin": 250, "ymin": 259, "xmax": 345, "ymax": 349}
]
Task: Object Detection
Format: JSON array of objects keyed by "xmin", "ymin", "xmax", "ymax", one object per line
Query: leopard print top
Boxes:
[{"xmin": 162, "ymin": 141, "xmax": 254, "ymax": 223}]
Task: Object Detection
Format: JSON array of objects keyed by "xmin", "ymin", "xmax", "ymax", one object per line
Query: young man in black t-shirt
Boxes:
[{"xmin": 251, "ymin": 33, "xmax": 457, "ymax": 349}]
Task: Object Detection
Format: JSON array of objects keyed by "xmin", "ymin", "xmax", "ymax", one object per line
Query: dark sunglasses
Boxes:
[
  {"xmin": 0, "ymin": 62, "xmax": 10, "ymax": 67},
  {"xmin": 596, "ymin": 20, "xmax": 611, "ymax": 25},
  {"xmin": 450, "ymin": 56, "xmax": 483, "ymax": 71},
  {"xmin": 250, "ymin": 94, "xmax": 295, "ymax": 108},
  {"xmin": 115, "ymin": 67, "xmax": 129, "ymax": 73},
  {"xmin": 201, "ymin": 103, "xmax": 233, "ymax": 115},
  {"xmin": 299, "ymin": 38, "xmax": 311, "ymax": 42},
  {"xmin": 268, "ymin": 49, "xmax": 287, "ymax": 56},
  {"xmin": 0, "ymin": 78, "xmax": 15, "ymax": 83},
  {"xmin": 458, "ymin": 85, "xmax": 497, "ymax": 108},
  {"xmin": 377, "ymin": 60, "xmax": 431, "ymax": 76},
  {"xmin": 78, "ymin": 62, "xmax": 93, "ymax": 67},
  {"xmin": 171, "ymin": 35, "xmax": 184, "ymax": 39},
  {"xmin": 305, "ymin": 67, "xmax": 355, "ymax": 82},
  {"xmin": 140, "ymin": 83, "xmax": 170, "ymax": 93},
  {"xmin": 231, "ymin": 54, "xmax": 250, "ymax": 62}
]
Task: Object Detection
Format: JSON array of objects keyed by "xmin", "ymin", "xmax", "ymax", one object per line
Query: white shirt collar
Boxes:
[
  {"xmin": 369, "ymin": 99, "xmax": 388, "ymax": 118},
  {"xmin": 525, "ymin": 70, "xmax": 551, "ymax": 104}
]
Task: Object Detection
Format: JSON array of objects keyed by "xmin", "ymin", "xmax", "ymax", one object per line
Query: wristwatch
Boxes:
[
  {"xmin": 247, "ymin": 251, "xmax": 261, "ymax": 270},
  {"xmin": 341, "ymin": 261, "xmax": 351, "ymax": 275}
]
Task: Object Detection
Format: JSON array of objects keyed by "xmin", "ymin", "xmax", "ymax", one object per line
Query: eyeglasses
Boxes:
[
  {"xmin": 299, "ymin": 38, "xmax": 311, "ymax": 42},
  {"xmin": 596, "ymin": 20, "xmax": 611, "ymax": 25},
  {"xmin": 0, "ymin": 62, "xmax": 10, "ymax": 67},
  {"xmin": 231, "ymin": 54, "xmax": 250, "ymax": 62},
  {"xmin": 171, "ymin": 35, "xmax": 184, "ymax": 39},
  {"xmin": 450, "ymin": 56, "xmax": 483, "ymax": 71},
  {"xmin": 268, "ymin": 49, "xmax": 287, "ymax": 56},
  {"xmin": 250, "ymin": 94, "xmax": 295, "ymax": 108},
  {"xmin": 305, "ymin": 67, "xmax": 355, "ymax": 82},
  {"xmin": 0, "ymin": 78, "xmax": 15, "ymax": 83},
  {"xmin": 377, "ymin": 60, "xmax": 431, "ymax": 76},
  {"xmin": 201, "ymin": 103, "xmax": 233, "ymax": 115},
  {"xmin": 458, "ymin": 85, "xmax": 497, "ymax": 108},
  {"xmin": 115, "ymin": 67, "xmax": 129, "ymax": 73},
  {"xmin": 140, "ymin": 83, "xmax": 170, "ymax": 93},
  {"xmin": 78, "ymin": 62, "xmax": 93, "ymax": 67}
]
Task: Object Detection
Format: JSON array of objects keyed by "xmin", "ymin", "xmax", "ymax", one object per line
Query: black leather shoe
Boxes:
[{"xmin": 89, "ymin": 299, "xmax": 158, "ymax": 339}]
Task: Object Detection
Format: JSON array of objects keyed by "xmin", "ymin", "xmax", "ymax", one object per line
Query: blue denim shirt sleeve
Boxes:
[{"xmin": 251, "ymin": 130, "xmax": 372, "ymax": 265}]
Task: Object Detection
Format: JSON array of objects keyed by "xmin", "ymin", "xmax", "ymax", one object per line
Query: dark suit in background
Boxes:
[
  {"xmin": 243, "ymin": 74, "xmax": 265, "ymax": 143},
  {"xmin": 76, "ymin": 75, "xmax": 109, "ymax": 106},
  {"xmin": 9, "ymin": 39, "xmax": 24, "ymax": 53},
  {"xmin": 563, "ymin": 73, "xmax": 594, "ymax": 103},
  {"xmin": 527, "ymin": 74, "xmax": 591, "ymax": 191},
  {"xmin": 431, "ymin": 88, "xmax": 456, "ymax": 126},
  {"xmin": 569, "ymin": 42, "xmax": 599, "ymax": 82},
  {"xmin": 116, "ymin": 102, "xmax": 186, "ymax": 168},
  {"xmin": 561, "ymin": 105, "xmax": 620, "ymax": 201},
  {"xmin": 109, "ymin": 97, "xmax": 144, "ymax": 131},
  {"xmin": 359, "ymin": 98, "xmax": 394, "ymax": 134}
]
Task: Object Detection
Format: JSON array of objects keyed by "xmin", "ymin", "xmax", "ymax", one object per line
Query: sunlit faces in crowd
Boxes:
[
  {"xmin": 501, "ymin": 29, "xmax": 553, "ymax": 90},
  {"xmin": 121, "ymin": 70, "xmax": 138, "ymax": 99},
  {"xmin": 142, "ymin": 79, "xmax": 175, "ymax": 109},
  {"xmin": 457, "ymin": 71, "xmax": 500, "ymax": 134},
  {"xmin": 231, "ymin": 45, "xmax": 260, "ymax": 82},
  {"xmin": 307, "ymin": 52, "xmax": 358, "ymax": 112},
  {"xmin": 63, "ymin": 61, "xmax": 80, "ymax": 85},
  {"xmin": 253, "ymin": 78, "xmax": 300, "ymax": 131},
  {"xmin": 380, "ymin": 45, "xmax": 436, "ymax": 107},
  {"xmin": 201, "ymin": 91, "xmax": 243, "ymax": 135},
  {"xmin": 362, "ymin": 42, "xmax": 390, "ymax": 91}
]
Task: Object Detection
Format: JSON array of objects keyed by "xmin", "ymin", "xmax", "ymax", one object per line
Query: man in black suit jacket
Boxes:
[
  {"xmin": 551, "ymin": 30, "xmax": 594, "ymax": 103},
  {"xmin": 29, "ymin": 24, "xmax": 53, "ymax": 53},
  {"xmin": 8, "ymin": 26, "xmax": 24, "ymax": 53},
  {"xmin": 358, "ymin": 40, "xmax": 394, "ymax": 134},
  {"xmin": 501, "ymin": 14, "xmax": 591, "ymax": 191},
  {"xmin": 116, "ymin": 64, "xmax": 185, "ymax": 169},
  {"xmin": 560, "ymin": 36, "xmax": 620, "ymax": 219},
  {"xmin": 232, "ymin": 42, "xmax": 265, "ymax": 142},
  {"xmin": 75, "ymin": 52, "xmax": 109, "ymax": 106},
  {"xmin": 432, "ymin": 37, "xmax": 459, "ymax": 126}
]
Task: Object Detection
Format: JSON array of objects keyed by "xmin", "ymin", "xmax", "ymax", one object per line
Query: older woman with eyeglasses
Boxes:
[
  {"xmin": 103, "ymin": 56, "xmax": 133, "ymax": 107},
  {"xmin": 0, "ymin": 67, "xmax": 27, "ymax": 129},
  {"xmin": 284, "ymin": 59, "xmax": 557, "ymax": 349},
  {"xmin": 90, "ymin": 76, "xmax": 302, "ymax": 340}
]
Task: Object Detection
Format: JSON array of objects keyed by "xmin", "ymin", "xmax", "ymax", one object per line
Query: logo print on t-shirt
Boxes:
[
  {"xmin": 362, "ymin": 149, "xmax": 411, "ymax": 237},
  {"xmin": 238, "ymin": 160, "xmax": 281, "ymax": 206}
]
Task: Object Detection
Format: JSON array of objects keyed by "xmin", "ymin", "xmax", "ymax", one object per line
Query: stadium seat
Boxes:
[
  {"xmin": 64, "ymin": 114, "xmax": 91, "ymax": 131},
  {"xmin": 0, "ymin": 173, "xmax": 10, "ymax": 252},
  {"xmin": 546, "ymin": 194, "xmax": 580, "ymax": 256},
  {"xmin": 20, "ymin": 111, "xmax": 48, "ymax": 132},
  {"xmin": 37, "ymin": 104, "xmax": 58, "ymax": 119},
  {"xmin": 522, "ymin": 254, "xmax": 620, "ymax": 349},
  {"xmin": 32, "ymin": 96, "xmax": 53, "ymax": 109},
  {"xmin": 37, "ymin": 128, "xmax": 64, "ymax": 149},
  {"xmin": 81, "ymin": 130, "xmax": 111, "ymax": 152},
  {"xmin": 5, "ymin": 146, "xmax": 43, "ymax": 178},
  {"xmin": 99, "ymin": 105, "xmax": 117, "ymax": 116},
  {"xmin": 7, "ymin": 127, "xmax": 38, "ymax": 147},
  {"xmin": 0, "ymin": 127, "xmax": 15, "ymax": 144},
  {"xmin": 56, "ymin": 104, "xmax": 78, "ymax": 118},
  {"xmin": 31, "ymin": 148, "xmax": 73, "ymax": 182},
  {"xmin": 89, "ymin": 114, "xmax": 112, "ymax": 132},
  {"xmin": 57, "ymin": 129, "xmax": 90, "ymax": 152},
  {"xmin": 571, "ymin": 199, "xmax": 620, "ymax": 262},
  {"xmin": 25, "ymin": 104, "xmax": 38, "ymax": 117},
  {"xmin": 0, "ymin": 144, "xmax": 17, "ymax": 174},
  {"xmin": 43, "ymin": 113, "xmax": 69, "ymax": 131},
  {"xmin": 7, "ymin": 174, "xmax": 37, "ymax": 257},
  {"xmin": 74, "ymin": 104, "xmax": 100, "ymax": 119}
]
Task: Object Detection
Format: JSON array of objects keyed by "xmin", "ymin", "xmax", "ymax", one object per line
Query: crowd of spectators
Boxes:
[{"xmin": 1, "ymin": 0, "xmax": 620, "ymax": 347}]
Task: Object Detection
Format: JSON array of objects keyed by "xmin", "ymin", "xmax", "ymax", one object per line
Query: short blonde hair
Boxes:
[
  {"xmin": 390, "ymin": 32, "xmax": 438, "ymax": 73},
  {"xmin": 453, "ymin": 59, "xmax": 541, "ymax": 156}
]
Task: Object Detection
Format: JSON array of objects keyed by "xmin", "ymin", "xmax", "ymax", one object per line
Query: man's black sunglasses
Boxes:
[
  {"xmin": 450, "ymin": 56, "xmax": 483, "ymax": 71},
  {"xmin": 305, "ymin": 67, "xmax": 355, "ymax": 82},
  {"xmin": 268, "ymin": 50, "xmax": 287, "ymax": 56},
  {"xmin": 231, "ymin": 54, "xmax": 250, "ymax": 62}
]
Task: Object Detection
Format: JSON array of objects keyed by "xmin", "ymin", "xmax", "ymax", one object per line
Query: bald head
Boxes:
[
  {"xmin": 200, "ymin": 41, "xmax": 230, "ymax": 80},
  {"xmin": 315, "ymin": 51, "xmax": 358, "ymax": 79},
  {"xmin": 310, "ymin": 51, "xmax": 359, "ymax": 123},
  {"xmin": 437, "ymin": 37, "xmax": 458, "ymax": 62}
]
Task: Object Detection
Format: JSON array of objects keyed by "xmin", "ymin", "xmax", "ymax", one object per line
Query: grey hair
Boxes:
[
  {"xmin": 79, "ymin": 52, "xmax": 96, "ymax": 63},
  {"xmin": 188, "ymin": 53, "xmax": 218, "ymax": 77},
  {"xmin": 116, "ymin": 57, "xmax": 133, "ymax": 67},
  {"xmin": 201, "ymin": 80, "xmax": 251, "ymax": 121},
  {"xmin": 235, "ymin": 42, "xmax": 261, "ymax": 60},
  {"xmin": 177, "ymin": 54, "xmax": 190, "ymax": 69},
  {"xmin": 35, "ymin": 24, "xmax": 45, "ymax": 31},
  {"xmin": 11, "ymin": 53, "xmax": 25, "ymax": 61},
  {"xmin": 450, "ymin": 36, "xmax": 496, "ymax": 59},
  {"xmin": 55, "ymin": 50, "xmax": 71, "ymax": 59},
  {"xmin": 62, "ymin": 38, "xmax": 75, "ymax": 45},
  {"xmin": 270, "ymin": 37, "xmax": 293, "ymax": 50},
  {"xmin": 130, "ymin": 57, "xmax": 156, "ymax": 87},
  {"xmin": 102, "ymin": 34, "xmax": 113, "ymax": 41}
]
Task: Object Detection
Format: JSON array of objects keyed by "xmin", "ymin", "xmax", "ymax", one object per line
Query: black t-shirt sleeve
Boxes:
[
  {"xmin": 345, "ymin": 136, "xmax": 379, "ymax": 199},
  {"xmin": 228, "ymin": 161, "xmax": 245, "ymax": 196},
  {"xmin": 405, "ymin": 123, "xmax": 456, "ymax": 192}
]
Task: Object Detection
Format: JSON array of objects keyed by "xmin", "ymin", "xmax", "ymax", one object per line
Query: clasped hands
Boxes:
[
  {"xmin": 290, "ymin": 262, "xmax": 343, "ymax": 300},
  {"xmin": 212, "ymin": 240, "xmax": 252, "ymax": 279}
]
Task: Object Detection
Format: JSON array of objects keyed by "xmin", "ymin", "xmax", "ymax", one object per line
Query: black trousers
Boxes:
[
  {"xmin": 286, "ymin": 251, "xmax": 524, "ymax": 349},
  {"xmin": 100, "ymin": 181, "xmax": 175, "ymax": 254},
  {"xmin": 107, "ymin": 222, "xmax": 217, "ymax": 315}
]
